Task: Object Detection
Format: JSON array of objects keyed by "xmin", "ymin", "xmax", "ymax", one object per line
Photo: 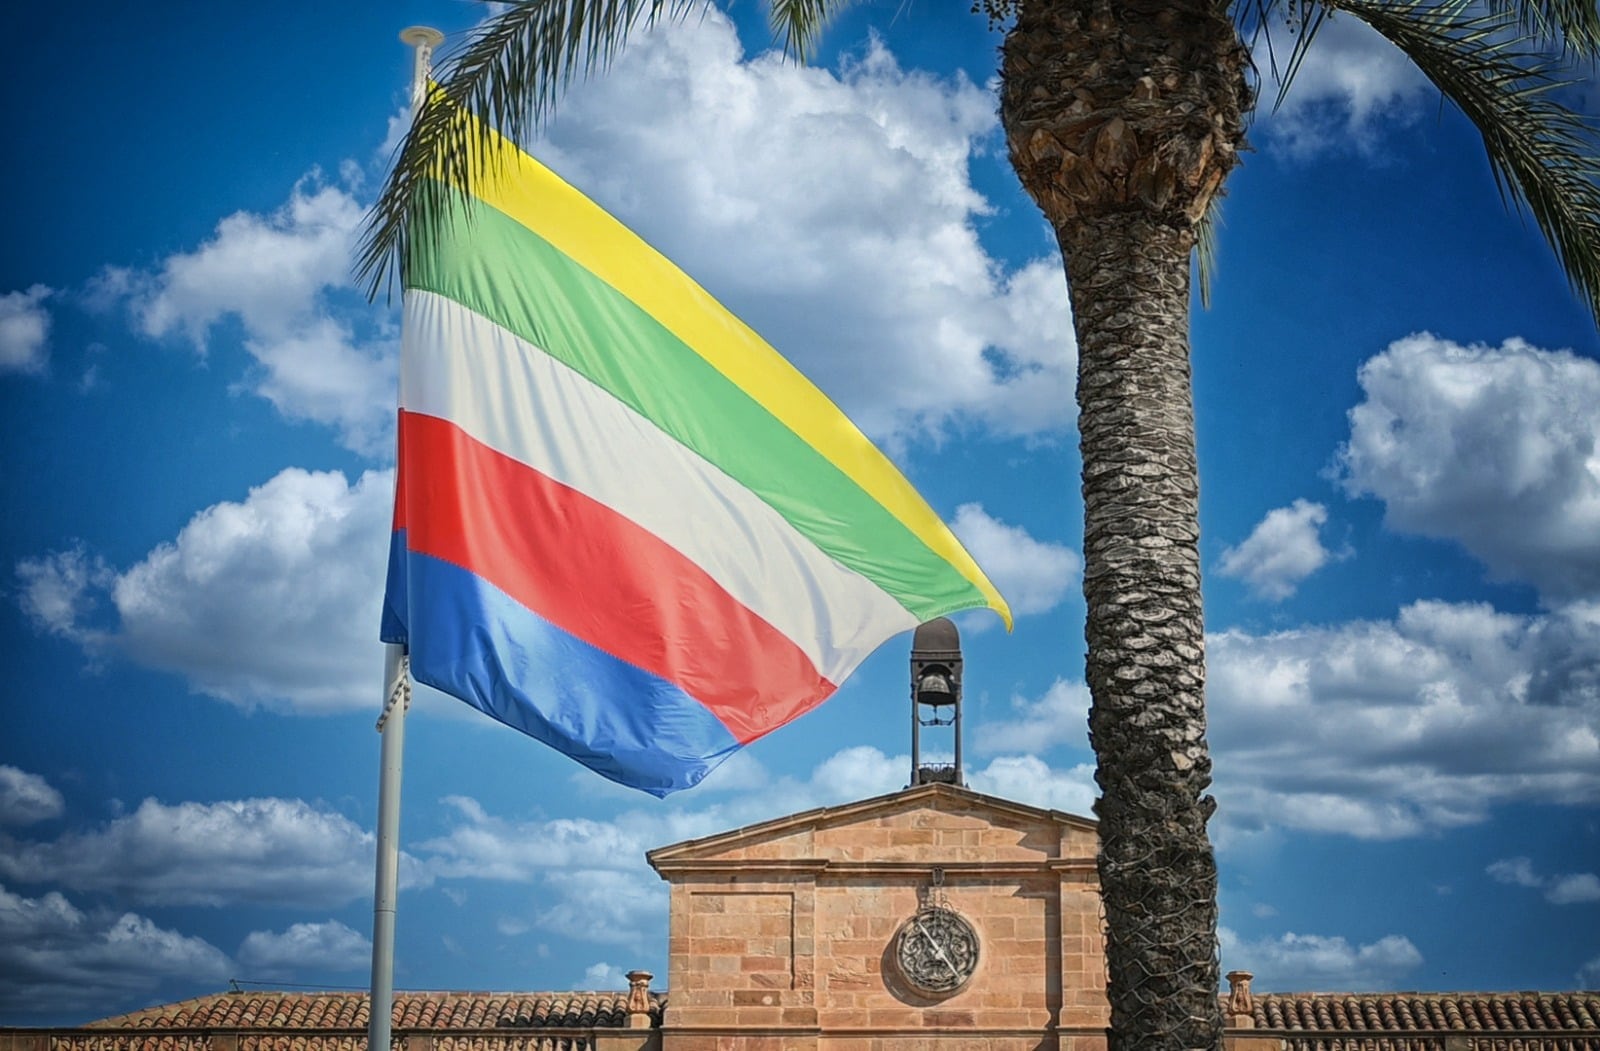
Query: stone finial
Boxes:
[
  {"xmin": 1226, "ymin": 970, "xmax": 1255, "ymax": 1028},
  {"xmin": 625, "ymin": 970, "xmax": 654, "ymax": 1028}
]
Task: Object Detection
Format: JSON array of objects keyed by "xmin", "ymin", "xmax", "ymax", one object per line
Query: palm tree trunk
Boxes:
[
  {"xmin": 1067, "ymin": 214, "xmax": 1221, "ymax": 1051},
  {"xmin": 998, "ymin": 2, "xmax": 1248, "ymax": 1051}
]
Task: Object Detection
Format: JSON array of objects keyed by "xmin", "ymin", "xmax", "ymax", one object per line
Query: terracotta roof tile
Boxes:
[
  {"xmin": 84, "ymin": 990, "xmax": 663, "ymax": 1033},
  {"xmin": 1249, "ymin": 993, "xmax": 1600, "ymax": 1035}
]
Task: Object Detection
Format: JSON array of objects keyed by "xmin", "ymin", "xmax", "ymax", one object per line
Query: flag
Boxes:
[{"xmin": 380, "ymin": 120, "xmax": 1011, "ymax": 796}]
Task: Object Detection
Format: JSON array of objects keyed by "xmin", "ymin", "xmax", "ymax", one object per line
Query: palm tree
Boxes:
[{"xmin": 359, "ymin": 2, "xmax": 1600, "ymax": 1050}]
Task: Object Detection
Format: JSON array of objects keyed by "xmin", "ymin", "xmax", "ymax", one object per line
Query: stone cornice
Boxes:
[{"xmin": 653, "ymin": 858, "xmax": 1097, "ymax": 879}]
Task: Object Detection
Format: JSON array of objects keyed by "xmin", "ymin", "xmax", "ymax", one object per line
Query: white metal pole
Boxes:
[
  {"xmin": 368, "ymin": 26, "xmax": 443, "ymax": 1051},
  {"xmin": 368, "ymin": 643, "xmax": 409, "ymax": 1051}
]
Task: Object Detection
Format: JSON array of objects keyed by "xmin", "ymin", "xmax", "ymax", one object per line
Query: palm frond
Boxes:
[
  {"xmin": 1484, "ymin": 0, "xmax": 1600, "ymax": 56},
  {"xmin": 357, "ymin": 0, "xmax": 700, "ymax": 300},
  {"xmin": 1195, "ymin": 193, "xmax": 1225, "ymax": 308},
  {"xmin": 770, "ymin": 0, "xmax": 860, "ymax": 62},
  {"xmin": 1330, "ymin": 0, "xmax": 1600, "ymax": 327},
  {"xmin": 1233, "ymin": 0, "xmax": 1329, "ymax": 110}
]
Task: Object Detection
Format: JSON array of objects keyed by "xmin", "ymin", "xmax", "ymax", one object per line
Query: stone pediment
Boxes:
[{"xmin": 647, "ymin": 781, "xmax": 1097, "ymax": 877}]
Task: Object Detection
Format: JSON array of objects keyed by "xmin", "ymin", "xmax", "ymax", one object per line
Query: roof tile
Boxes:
[
  {"xmin": 85, "ymin": 991, "xmax": 663, "ymax": 1033},
  {"xmin": 1250, "ymin": 994, "xmax": 1600, "ymax": 1035}
]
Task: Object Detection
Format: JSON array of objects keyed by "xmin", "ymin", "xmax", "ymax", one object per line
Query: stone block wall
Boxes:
[{"xmin": 648, "ymin": 784, "xmax": 1109, "ymax": 1050}]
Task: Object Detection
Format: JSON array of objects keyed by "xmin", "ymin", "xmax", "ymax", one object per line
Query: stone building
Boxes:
[{"xmin": 645, "ymin": 781, "xmax": 1106, "ymax": 1047}]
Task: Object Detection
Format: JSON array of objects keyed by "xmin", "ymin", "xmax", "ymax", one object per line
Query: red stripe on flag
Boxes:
[{"xmin": 395, "ymin": 409, "xmax": 837, "ymax": 744}]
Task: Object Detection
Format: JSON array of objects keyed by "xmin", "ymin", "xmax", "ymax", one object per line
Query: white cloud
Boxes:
[
  {"xmin": 968, "ymin": 754, "xmax": 1096, "ymax": 815},
  {"xmin": 1218, "ymin": 500, "xmax": 1340, "ymax": 601},
  {"xmin": 1254, "ymin": 14, "xmax": 1431, "ymax": 159},
  {"xmin": 15, "ymin": 545, "xmax": 114, "ymax": 649},
  {"xmin": 19, "ymin": 467, "xmax": 393, "ymax": 713},
  {"xmin": 0, "ymin": 883, "xmax": 230, "ymax": 1019},
  {"xmin": 1487, "ymin": 856, "xmax": 1542, "ymax": 889},
  {"xmin": 422, "ymin": 798, "xmax": 648, "ymax": 882},
  {"xmin": 243, "ymin": 316, "xmax": 396, "ymax": 457},
  {"xmin": 977, "ymin": 678, "xmax": 1090, "ymax": 754},
  {"xmin": 237, "ymin": 920, "xmax": 372, "ymax": 974},
  {"xmin": 1221, "ymin": 925, "xmax": 1422, "ymax": 991},
  {"xmin": 1208, "ymin": 600, "xmax": 1600, "ymax": 840},
  {"xmin": 537, "ymin": 869, "xmax": 668, "ymax": 946},
  {"xmin": 135, "ymin": 179, "xmax": 360, "ymax": 346},
  {"xmin": 530, "ymin": 14, "xmax": 1076, "ymax": 444},
  {"xmin": 0, "ymin": 767, "xmax": 65, "ymax": 827},
  {"xmin": 978, "ymin": 602, "xmax": 1600, "ymax": 840},
  {"xmin": 580, "ymin": 961, "xmax": 630, "ymax": 991},
  {"xmin": 0, "ymin": 796, "xmax": 427, "ymax": 907},
  {"xmin": 950, "ymin": 504, "xmax": 1080, "ymax": 618},
  {"xmin": 1548, "ymin": 873, "xmax": 1600, "ymax": 905},
  {"xmin": 1578, "ymin": 953, "xmax": 1600, "ymax": 987},
  {"xmin": 0, "ymin": 284, "xmax": 52, "ymax": 374},
  {"xmin": 805, "ymin": 744, "xmax": 907, "ymax": 803},
  {"xmin": 90, "ymin": 16, "xmax": 1074, "ymax": 454},
  {"xmin": 114, "ymin": 178, "xmax": 395, "ymax": 455},
  {"xmin": 1488, "ymin": 856, "xmax": 1600, "ymax": 905},
  {"xmin": 1336, "ymin": 334, "xmax": 1600, "ymax": 605}
]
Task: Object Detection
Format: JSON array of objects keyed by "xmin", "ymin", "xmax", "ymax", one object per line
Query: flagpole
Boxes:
[
  {"xmin": 368, "ymin": 643, "xmax": 409, "ymax": 1051},
  {"xmin": 369, "ymin": 25, "xmax": 442, "ymax": 1051}
]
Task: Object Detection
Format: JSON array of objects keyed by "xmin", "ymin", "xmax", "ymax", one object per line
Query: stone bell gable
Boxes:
[{"xmin": 645, "ymin": 780, "xmax": 1109, "ymax": 1050}]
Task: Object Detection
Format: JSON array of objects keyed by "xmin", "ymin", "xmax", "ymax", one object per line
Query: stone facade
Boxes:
[{"xmin": 645, "ymin": 781, "xmax": 1108, "ymax": 1050}]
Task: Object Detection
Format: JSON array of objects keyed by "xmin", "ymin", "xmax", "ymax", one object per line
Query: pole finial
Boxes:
[
  {"xmin": 400, "ymin": 26, "xmax": 445, "ymax": 48},
  {"xmin": 400, "ymin": 27, "xmax": 446, "ymax": 112}
]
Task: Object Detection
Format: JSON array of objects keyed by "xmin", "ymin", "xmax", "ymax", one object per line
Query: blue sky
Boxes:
[{"xmin": 3, "ymin": 0, "xmax": 1598, "ymax": 1027}]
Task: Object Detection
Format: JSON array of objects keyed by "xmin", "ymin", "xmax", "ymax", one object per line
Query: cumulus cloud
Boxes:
[
  {"xmin": 969, "ymin": 754, "xmax": 1097, "ymax": 815},
  {"xmin": 0, "ymin": 767, "xmax": 65, "ymax": 827},
  {"xmin": 977, "ymin": 678, "xmax": 1091, "ymax": 755},
  {"xmin": 1222, "ymin": 925, "xmax": 1423, "ymax": 991},
  {"xmin": 1549, "ymin": 874, "xmax": 1600, "ymax": 905},
  {"xmin": 579, "ymin": 962, "xmax": 631, "ymax": 991},
  {"xmin": 0, "ymin": 883, "xmax": 230, "ymax": 1020},
  {"xmin": 1488, "ymin": 856, "xmax": 1600, "ymax": 905},
  {"xmin": 1336, "ymin": 334, "xmax": 1600, "ymax": 605},
  {"xmin": 422, "ymin": 798, "xmax": 647, "ymax": 882},
  {"xmin": 134, "ymin": 180, "xmax": 357, "ymax": 345},
  {"xmin": 1218, "ymin": 500, "xmax": 1340, "ymax": 601},
  {"xmin": 1486, "ymin": 856, "xmax": 1542, "ymax": 889},
  {"xmin": 496, "ymin": 915, "xmax": 530, "ymax": 936},
  {"xmin": 968, "ymin": 601, "xmax": 1600, "ymax": 841},
  {"xmin": 1253, "ymin": 14, "xmax": 1432, "ymax": 159},
  {"xmin": 17, "ymin": 467, "xmax": 393, "ymax": 712},
  {"xmin": 950, "ymin": 504, "xmax": 1080, "ymax": 618},
  {"xmin": 537, "ymin": 869, "xmax": 668, "ymax": 946},
  {"xmin": 529, "ymin": 13, "xmax": 1076, "ymax": 443},
  {"xmin": 1208, "ymin": 600, "xmax": 1600, "ymax": 839},
  {"xmin": 1579, "ymin": 954, "xmax": 1600, "ymax": 987},
  {"xmin": 0, "ymin": 284, "xmax": 52, "ymax": 374},
  {"xmin": 87, "ymin": 15, "xmax": 1072, "ymax": 455},
  {"xmin": 109, "ymin": 179, "xmax": 394, "ymax": 455},
  {"xmin": 15, "ymin": 545, "xmax": 114, "ymax": 649},
  {"xmin": 0, "ymin": 796, "xmax": 426, "ymax": 907},
  {"xmin": 237, "ymin": 920, "xmax": 371, "ymax": 974}
]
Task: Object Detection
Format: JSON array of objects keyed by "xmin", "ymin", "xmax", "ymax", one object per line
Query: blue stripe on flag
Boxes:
[{"xmin": 382, "ymin": 534, "xmax": 741, "ymax": 796}]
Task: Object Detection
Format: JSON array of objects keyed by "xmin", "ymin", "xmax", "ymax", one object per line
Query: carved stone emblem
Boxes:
[{"xmin": 893, "ymin": 906, "xmax": 979, "ymax": 994}]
